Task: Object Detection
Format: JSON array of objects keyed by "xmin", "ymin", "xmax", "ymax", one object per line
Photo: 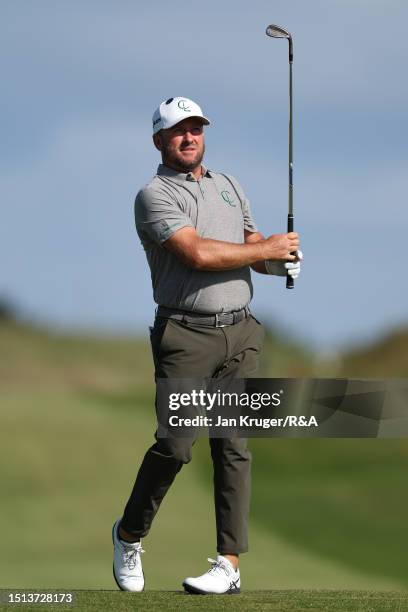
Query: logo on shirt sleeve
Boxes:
[{"xmin": 158, "ymin": 221, "xmax": 182, "ymax": 241}]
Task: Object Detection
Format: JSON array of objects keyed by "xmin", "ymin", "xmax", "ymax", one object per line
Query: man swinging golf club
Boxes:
[{"xmin": 112, "ymin": 96, "xmax": 302, "ymax": 594}]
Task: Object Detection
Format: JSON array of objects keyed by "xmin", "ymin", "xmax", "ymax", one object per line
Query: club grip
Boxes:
[{"xmin": 286, "ymin": 214, "xmax": 294, "ymax": 289}]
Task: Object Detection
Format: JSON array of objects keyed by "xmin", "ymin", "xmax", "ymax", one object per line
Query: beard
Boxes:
[{"xmin": 161, "ymin": 140, "xmax": 205, "ymax": 173}]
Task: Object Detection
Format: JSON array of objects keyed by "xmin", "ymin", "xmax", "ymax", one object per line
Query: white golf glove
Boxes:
[{"xmin": 265, "ymin": 250, "xmax": 303, "ymax": 278}]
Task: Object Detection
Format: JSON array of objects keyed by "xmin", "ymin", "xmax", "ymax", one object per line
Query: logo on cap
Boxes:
[{"xmin": 178, "ymin": 100, "xmax": 191, "ymax": 112}]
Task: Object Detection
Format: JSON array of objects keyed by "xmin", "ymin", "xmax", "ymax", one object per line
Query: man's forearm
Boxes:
[
  {"xmin": 163, "ymin": 226, "xmax": 298, "ymax": 271},
  {"xmin": 193, "ymin": 237, "xmax": 266, "ymax": 271}
]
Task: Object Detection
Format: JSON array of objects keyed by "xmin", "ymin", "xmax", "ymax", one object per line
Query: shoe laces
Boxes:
[
  {"xmin": 122, "ymin": 542, "xmax": 145, "ymax": 570},
  {"xmin": 206, "ymin": 557, "xmax": 232, "ymax": 577}
]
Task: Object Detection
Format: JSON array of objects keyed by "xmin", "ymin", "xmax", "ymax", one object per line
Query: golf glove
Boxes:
[{"xmin": 265, "ymin": 250, "xmax": 303, "ymax": 278}]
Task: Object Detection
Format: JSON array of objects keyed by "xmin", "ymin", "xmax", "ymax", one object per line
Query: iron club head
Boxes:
[
  {"xmin": 266, "ymin": 24, "xmax": 293, "ymax": 61},
  {"xmin": 265, "ymin": 24, "xmax": 291, "ymax": 39}
]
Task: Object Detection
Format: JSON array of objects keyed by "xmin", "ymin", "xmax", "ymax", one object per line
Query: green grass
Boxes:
[
  {"xmin": 249, "ymin": 439, "xmax": 408, "ymax": 586},
  {"xmin": 1, "ymin": 590, "xmax": 408, "ymax": 612},
  {"xmin": 1, "ymin": 319, "xmax": 408, "ymax": 595},
  {"xmin": 4, "ymin": 388, "xmax": 393, "ymax": 591},
  {"xmin": 340, "ymin": 327, "xmax": 408, "ymax": 377}
]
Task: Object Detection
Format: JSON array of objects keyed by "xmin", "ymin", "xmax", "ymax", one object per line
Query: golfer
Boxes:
[{"xmin": 112, "ymin": 97, "xmax": 302, "ymax": 594}]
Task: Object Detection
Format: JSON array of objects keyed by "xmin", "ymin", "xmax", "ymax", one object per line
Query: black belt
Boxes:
[{"xmin": 156, "ymin": 305, "xmax": 250, "ymax": 327}]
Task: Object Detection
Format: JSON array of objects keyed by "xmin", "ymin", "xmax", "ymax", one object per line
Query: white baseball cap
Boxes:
[{"xmin": 152, "ymin": 97, "xmax": 211, "ymax": 135}]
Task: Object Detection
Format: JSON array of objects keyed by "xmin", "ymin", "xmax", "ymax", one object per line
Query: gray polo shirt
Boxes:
[{"xmin": 134, "ymin": 163, "xmax": 258, "ymax": 314}]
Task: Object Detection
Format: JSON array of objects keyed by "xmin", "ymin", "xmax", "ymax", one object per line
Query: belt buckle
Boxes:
[
  {"xmin": 215, "ymin": 313, "xmax": 233, "ymax": 327},
  {"xmin": 215, "ymin": 314, "xmax": 225, "ymax": 327}
]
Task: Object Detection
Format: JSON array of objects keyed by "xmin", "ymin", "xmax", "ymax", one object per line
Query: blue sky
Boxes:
[{"xmin": 1, "ymin": 1, "xmax": 407, "ymax": 349}]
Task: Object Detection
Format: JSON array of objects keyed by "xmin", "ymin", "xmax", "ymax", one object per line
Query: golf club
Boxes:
[{"xmin": 265, "ymin": 24, "xmax": 295, "ymax": 289}]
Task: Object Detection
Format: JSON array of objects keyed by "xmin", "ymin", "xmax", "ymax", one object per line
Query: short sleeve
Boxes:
[
  {"xmin": 223, "ymin": 174, "xmax": 258, "ymax": 233},
  {"xmin": 241, "ymin": 197, "xmax": 258, "ymax": 233},
  {"xmin": 134, "ymin": 187, "xmax": 194, "ymax": 245}
]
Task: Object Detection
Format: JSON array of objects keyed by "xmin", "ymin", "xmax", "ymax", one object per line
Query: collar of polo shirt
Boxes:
[{"xmin": 157, "ymin": 163, "xmax": 212, "ymax": 183}]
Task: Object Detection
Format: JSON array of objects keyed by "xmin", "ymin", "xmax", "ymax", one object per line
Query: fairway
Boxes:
[
  {"xmin": 1, "ymin": 321, "xmax": 408, "ymax": 597},
  {"xmin": 1, "ymin": 589, "xmax": 408, "ymax": 612}
]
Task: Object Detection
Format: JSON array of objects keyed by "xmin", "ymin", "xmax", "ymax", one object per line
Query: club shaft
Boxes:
[
  {"xmin": 289, "ymin": 57, "xmax": 293, "ymax": 216},
  {"xmin": 287, "ymin": 51, "xmax": 294, "ymax": 289}
]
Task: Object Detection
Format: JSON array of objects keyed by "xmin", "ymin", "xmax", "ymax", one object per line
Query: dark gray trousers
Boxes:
[{"xmin": 121, "ymin": 313, "xmax": 265, "ymax": 554}]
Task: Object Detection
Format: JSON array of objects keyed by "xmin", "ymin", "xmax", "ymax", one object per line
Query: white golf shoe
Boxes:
[
  {"xmin": 183, "ymin": 555, "xmax": 241, "ymax": 595},
  {"xmin": 112, "ymin": 519, "xmax": 145, "ymax": 592}
]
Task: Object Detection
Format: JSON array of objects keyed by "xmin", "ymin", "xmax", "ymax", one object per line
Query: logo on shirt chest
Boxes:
[{"xmin": 220, "ymin": 190, "xmax": 236, "ymax": 207}]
